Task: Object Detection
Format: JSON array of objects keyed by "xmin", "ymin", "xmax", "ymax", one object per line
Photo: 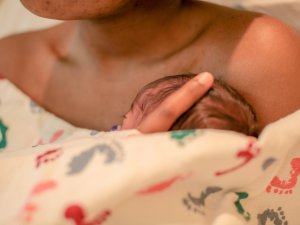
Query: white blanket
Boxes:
[{"xmin": 1, "ymin": 79, "xmax": 300, "ymax": 225}]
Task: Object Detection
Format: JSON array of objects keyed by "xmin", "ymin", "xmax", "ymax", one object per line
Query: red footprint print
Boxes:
[
  {"xmin": 19, "ymin": 180, "xmax": 57, "ymax": 222},
  {"xmin": 266, "ymin": 157, "xmax": 300, "ymax": 195},
  {"xmin": 36, "ymin": 129, "xmax": 64, "ymax": 146},
  {"xmin": 65, "ymin": 205, "xmax": 111, "ymax": 225},
  {"xmin": 137, "ymin": 172, "xmax": 192, "ymax": 195},
  {"xmin": 215, "ymin": 140, "xmax": 260, "ymax": 176},
  {"xmin": 36, "ymin": 148, "xmax": 62, "ymax": 168}
]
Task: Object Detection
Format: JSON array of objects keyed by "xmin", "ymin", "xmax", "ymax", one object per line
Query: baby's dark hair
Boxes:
[{"xmin": 133, "ymin": 74, "xmax": 260, "ymax": 137}]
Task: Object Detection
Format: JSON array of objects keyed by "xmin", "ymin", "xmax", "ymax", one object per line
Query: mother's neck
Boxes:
[{"xmin": 71, "ymin": 1, "xmax": 206, "ymax": 62}]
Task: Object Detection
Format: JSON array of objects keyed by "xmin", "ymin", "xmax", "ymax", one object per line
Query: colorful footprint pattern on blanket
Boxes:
[
  {"xmin": 0, "ymin": 119, "xmax": 8, "ymax": 150},
  {"xmin": 67, "ymin": 141, "xmax": 123, "ymax": 175},
  {"xmin": 266, "ymin": 157, "xmax": 300, "ymax": 195}
]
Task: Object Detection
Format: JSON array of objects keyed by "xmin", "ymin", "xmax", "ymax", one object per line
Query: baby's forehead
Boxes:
[
  {"xmin": 135, "ymin": 80, "xmax": 180, "ymax": 105},
  {"xmin": 138, "ymin": 82, "xmax": 169, "ymax": 100},
  {"xmin": 131, "ymin": 80, "xmax": 178, "ymax": 114}
]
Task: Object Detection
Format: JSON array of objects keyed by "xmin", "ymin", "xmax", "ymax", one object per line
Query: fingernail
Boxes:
[{"xmin": 196, "ymin": 72, "xmax": 213, "ymax": 85}]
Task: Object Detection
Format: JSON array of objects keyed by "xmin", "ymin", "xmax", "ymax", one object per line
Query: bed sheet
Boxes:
[{"xmin": 1, "ymin": 79, "xmax": 300, "ymax": 225}]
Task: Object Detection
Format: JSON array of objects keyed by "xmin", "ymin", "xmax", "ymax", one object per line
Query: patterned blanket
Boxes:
[{"xmin": 1, "ymin": 79, "xmax": 300, "ymax": 225}]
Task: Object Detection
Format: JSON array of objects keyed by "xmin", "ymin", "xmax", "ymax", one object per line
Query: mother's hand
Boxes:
[{"xmin": 137, "ymin": 72, "xmax": 214, "ymax": 133}]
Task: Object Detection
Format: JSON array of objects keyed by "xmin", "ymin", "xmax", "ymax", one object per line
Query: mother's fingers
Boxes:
[{"xmin": 137, "ymin": 72, "xmax": 214, "ymax": 133}]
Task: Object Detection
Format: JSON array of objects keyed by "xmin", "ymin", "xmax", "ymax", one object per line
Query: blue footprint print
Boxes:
[
  {"xmin": 68, "ymin": 140, "xmax": 123, "ymax": 175},
  {"xmin": 257, "ymin": 207, "xmax": 288, "ymax": 225},
  {"xmin": 183, "ymin": 186, "xmax": 223, "ymax": 214}
]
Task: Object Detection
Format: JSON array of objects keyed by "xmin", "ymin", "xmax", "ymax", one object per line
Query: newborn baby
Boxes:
[{"xmin": 121, "ymin": 74, "xmax": 260, "ymax": 137}]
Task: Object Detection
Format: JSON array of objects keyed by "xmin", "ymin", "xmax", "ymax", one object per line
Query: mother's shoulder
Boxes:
[
  {"xmin": 0, "ymin": 22, "xmax": 74, "ymax": 77},
  {"xmin": 0, "ymin": 22, "xmax": 73, "ymax": 103},
  {"xmin": 226, "ymin": 14, "xmax": 300, "ymax": 125}
]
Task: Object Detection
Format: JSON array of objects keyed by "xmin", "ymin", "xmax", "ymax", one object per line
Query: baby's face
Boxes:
[
  {"xmin": 121, "ymin": 85, "xmax": 164, "ymax": 130},
  {"xmin": 121, "ymin": 79, "xmax": 186, "ymax": 130},
  {"xmin": 121, "ymin": 104, "xmax": 143, "ymax": 130}
]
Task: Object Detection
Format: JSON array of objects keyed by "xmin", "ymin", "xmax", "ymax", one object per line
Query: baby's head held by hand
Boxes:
[{"xmin": 122, "ymin": 74, "xmax": 260, "ymax": 137}]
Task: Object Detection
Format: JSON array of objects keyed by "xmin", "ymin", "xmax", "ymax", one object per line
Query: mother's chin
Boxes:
[{"xmin": 19, "ymin": 0, "xmax": 137, "ymax": 20}]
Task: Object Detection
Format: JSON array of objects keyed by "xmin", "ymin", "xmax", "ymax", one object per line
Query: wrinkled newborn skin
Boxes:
[{"xmin": 122, "ymin": 74, "xmax": 260, "ymax": 137}]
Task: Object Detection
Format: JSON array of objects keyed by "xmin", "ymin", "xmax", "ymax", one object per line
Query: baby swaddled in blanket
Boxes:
[
  {"xmin": 121, "ymin": 74, "xmax": 260, "ymax": 137},
  {"xmin": 1, "ymin": 73, "xmax": 300, "ymax": 225}
]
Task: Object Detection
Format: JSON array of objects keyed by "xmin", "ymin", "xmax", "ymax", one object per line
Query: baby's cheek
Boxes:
[
  {"xmin": 121, "ymin": 110, "xmax": 144, "ymax": 130},
  {"xmin": 121, "ymin": 111, "xmax": 134, "ymax": 130},
  {"xmin": 121, "ymin": 118, "xmax": 130, "ymax": 130}
]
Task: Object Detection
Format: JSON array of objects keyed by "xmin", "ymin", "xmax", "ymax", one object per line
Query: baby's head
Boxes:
[{"xmin": 122, "ymin": 74, "xmax": 260, "ymax": 136}]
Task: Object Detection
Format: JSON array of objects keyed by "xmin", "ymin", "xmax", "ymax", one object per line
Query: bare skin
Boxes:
[
  {"xmin": 137, "ymin": 72, "xmax": 214, "ymax": 133},
  {"xmin": 1, "ymin": 0, "xmax": 300, "ymax": 131}
]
